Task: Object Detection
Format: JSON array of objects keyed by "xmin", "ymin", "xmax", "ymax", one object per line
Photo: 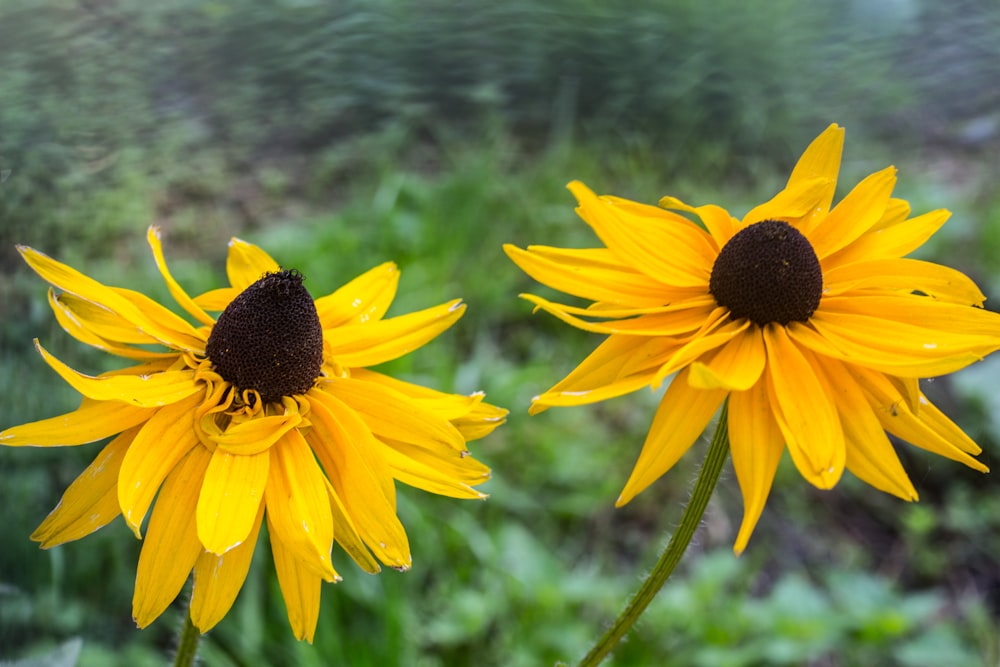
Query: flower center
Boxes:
[
  {"xmin": 205, "ymin": 269, "xmax": 324, "ymax": 403},
  {"xmin": 708, "ymin": 220, "xmax": 822, "ymax": 326}
]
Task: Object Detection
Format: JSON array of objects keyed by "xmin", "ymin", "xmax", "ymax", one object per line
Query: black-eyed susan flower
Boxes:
[
  {"xmin": 505, "ymin": 124, "xmax": 1000, "ymax": 554},
  {"xmin": 1, "ymin": 227, "xmax": 506, "ymax": 641}
]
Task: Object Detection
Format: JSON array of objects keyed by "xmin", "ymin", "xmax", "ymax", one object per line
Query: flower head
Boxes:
[
  {"xmin": 2, "ymin": 228, "xmax": 506, "ymax": 640},
  {"xmin": 505, "ymin": 124, "xmax": 1000, "ymax": 553}
]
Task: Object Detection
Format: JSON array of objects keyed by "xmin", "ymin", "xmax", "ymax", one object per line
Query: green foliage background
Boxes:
[{"xmin": 2, "ymin": 1, "xmax": 999, "ymax": 665}]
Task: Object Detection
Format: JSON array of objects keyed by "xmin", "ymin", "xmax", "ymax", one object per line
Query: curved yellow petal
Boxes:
[
  {"xmin": 268, "ymin": 521, "xmax": 325, "ymax": 643},
  {"xmin": 804, "ymin": 308, "xmax": 997, "ymax": 376},
  {"xmin": 210, "ymin": 410, "xmax": 302, "ymax": 455},
  {"xmin": 133, "ymin": 444, "xmax": 210, "ymax": 629},
  {"xmin": 193, "ymin": 287, "xmax": 239, "ymax": 312},
  {"xmin": 326, "ymin": 480, "xmax": 380, "ymax": 574},
  {"xmin": 118, "ymin": 393, "xmax": 203, "ymax": 538},
  {"xmin": 825, "ymin": 208, "xmax": 950, "ymax": 267},
  {"xmin": 849, "ymin": 366, "xmax": 987, "ymax": 471},
  {"xmin": 1, "ymin": 398, "xmax": 153, "ymax": 447},
  {"xmin": 504, "ymin": 244, "xmax": 677, "ymax": 307},
  {"xmin": 785, "ymin": 123, "xmax": 844, "ymax": 226},
  {"xmin": 809, "ymin": 166, "xmax": 897, "ymax": 259},
  {"xmin": 306, "ymin": 390, "xmax": 411, "ymax": 569},
  {"xmin": 17, "ymin": 245, "xmax": 205, "ymax": 351},
  {"xmin": 688, "ymin": 328, "xmax": 766, "ymax": 391},
  {"xmin": 763, "ymin": 324, "xmax": 844, "ymax": 488},
  {"xmin": 729, "ymin": 382, "xmax": 784, "ymax": 554},
  {"xmin": 314, "ymin": 261, "xmax": 399, "ymax": 329},
  {"xmin": 376, "ymin": 439, "xmax": 487, "ymax": 499},
  {"xmin": 264, "ymin": 429, "xmax": 337, "ymax": 581},
  {"xmin": 36, "ymin": 341, "xmax": 200, "ymax": 407},
  {"xmin": 823, "ymin": 258, "xmax": 987, "ymax": 306},
  {"xmin": 813, "ymin": 357, "xmax": 917, "ymax": 501},
  {"xmin": 529, "ymin": 335, "xmax": 679, "ymax": 414},
  {"xmin": 741, "ymin": 177, "xmax": 833, "ymax": 228},
  {"xmin": 325, "ymin": 299, "xmax": 464, "ymax": 368},
  {"xmin": 651, "ymin": 313, "xmax": 750, "ymax": 388},
  {"xmin": 658, "ymin": 199, "xmax": 736, "ymax": 251},
  {"xmin": 197, "ymin": 448, "xmax": 269, "ymax": 555},
  {"xmin": 450, "ymin": 399, "xmax": 509, "ymax": 441},
  {"xmin": 147, "ymin": 226, "xmax": 215, "ymax": 326},
  {"xmin": 519, "ymin": 292, "xmax": 717, "ymax": 336},
  {"xmin": 820, "ymin": 295, "xmax": 1000, "ymax": 336},
  {"xmin": 322, "ymin": 377, "xmax": 466, "ymax": 453},
  {"xmin": 381, "ymin": 438, "xmax": 491, "ymax": 485},
  {"xmin": 49, "ymin": 291, "xmax": 176, "ymax": 361},
  {"xmin": 569, "ymin": 181, "xmax": 715, "ymax": 287},
  {"xmin": 31, "ymin": 427, "xmax": 139, "ymax": 548},
  {"xmin": 226, "ymin": 237, "xmax": 280, "ymax": 290},
  {"xmin": 617, "ymin": 366, "xmax": 727, "ymax": 506},
  {"xmin": 191, "ymin": 502, "xmax": 264, "ymax": 633}
]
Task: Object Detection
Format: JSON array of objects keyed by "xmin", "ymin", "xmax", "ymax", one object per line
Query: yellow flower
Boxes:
[
  {"xmin": 2, "ymin": 227, "xmax": 506, "ymax": 641},
  {"xmin": 505, "ymin": 124, "xmax": 1000, "ymax": 554}
]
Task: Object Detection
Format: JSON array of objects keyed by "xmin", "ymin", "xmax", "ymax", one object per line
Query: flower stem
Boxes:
[
  {"xmin": 173, "ymin": 604, "xmax": 201, "ymax": 667},
  {"xmin": 576, "ymin": 400, "xmax": 730, "ymax": 667}
]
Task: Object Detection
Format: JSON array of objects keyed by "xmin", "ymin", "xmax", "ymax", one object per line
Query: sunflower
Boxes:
[
  {"xmin": 505, "ymin": 124, "xmax": 1000, "ymax": 553},
  {"xmin": 1, "ymin": 227, "xmax": 506, "ymax": 641}
]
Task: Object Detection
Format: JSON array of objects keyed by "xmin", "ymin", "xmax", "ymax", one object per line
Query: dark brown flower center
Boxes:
[
  {"xmin": 708, "ymin": 220, "xmax": 822, "ymax": 326},
  {"xmin": 205, "ymin": 269, "xmax": 324, "ymax": 403}
]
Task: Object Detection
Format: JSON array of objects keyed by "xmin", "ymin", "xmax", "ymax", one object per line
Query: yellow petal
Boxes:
[
  {"xmin": 825, "ymin": 208, "xmax": 950, "ymax": 267},
  {"xmin": 520, "ymin": 292, "xmax": 717, "ymax": 336},
  {"xmin": 326, "ymin": 299, "xmax": 464, "ymax": 368},
  {"xmin": 651, "ymin": 312, "xmax": 750, "ymax": 388},
  {"xmin": 31, "ymin": 427, "xmax": 139, "ymax": 548},
  {"xmin": 17, "ymin": 245, "xmax": 205, "ymax": 351},
  {"xmin": 264, "ymin": 429, "xmax": 337, "ymax": 581},
  {"xmin": 210, "ymin": 410, "xmax": 302, "ymax": 455},
  {"xmin": 688, "ymin": 328, "xmax": 766, "ymax": 391},
  {"xmin": 306, "ymin": 390, "xmax": 411, "ymax": 569},
  {"xmin": 197, "ymin": 448, "xmax": 269, "ymax": 555},
  {"xmin": 376, "ymin": 439, "xmax": 487, "ymax": 499},
  {"xmin": 314, "ymin": 262, "xmax": 399, "ymax": 328},
  {"xmin": 326, "ymin": 480, "xmax": 381, "ymax": 574},
  {"xmin": 118, "ymin": 393, "xmax": 203, "ymax": 538},
  {"xmin": 569, "ymin": 181, "xmax": 714, "ymax": 287},
  {"xmin": 133, "ymin": 444, "xmax": 211, "ymax": 629},
  {"xmin": 850, "ymin": 366, "xmax": 987, "ymax": 471},
  {"xmin": 803, "ymin": 308, "xmax": 997, "ymax": 377},
  {"xmin": 381, "ymin": 437, "xmax": 491, "ymax": 485},
  {"xmin": 268, "ymin": 521, "xmax": 325, "ymax": 643},
  {"xmin": 146, "ymin": 226, "xmax": 214, "ymax": 326},
  {"xmin": 226, "ymin": 237, "xmax": 280, "ymax": 290},
  {"xmin": 35, "ymin": 340, "xmax": 201, "ymax": 407},
  {"xmin": 763, "ymin": 324, "xmax": 844, "ymax": 488},
  {"xmin": 728, "ymin": 382, "xmax": 784, "ymax": 554},
  {"xmin": 450, "ymin": 399, "xmax": 509, "ymax": 441},
  {"xmin": 813, "ymin": 357, "xmax": 917, "ymax": 501},
  {"xmin": 194, "ymin": 287, "xmax": 239, "ymax": 311},
  {"xmin": 741, "ymin": 177, "xmax": 833, "ymax": 228},
  {"xmin": 820, "ymin": 294, "xmax": 1000, "ymax": 336},
  {"xmin": 1, "ymin": 398, "xmax": 153, "ymax": 447},
  {"xmin": 530, "ymin": 335, "xmax": 679, "ymax": 414},
  {"xmin": 48, "ymin": 291, "xmax": 176, "ymax": 361},
  {"xmin": 658, "ymin": 199, "xmax": 736, "ymax": 251},
  {"xmin": 809, "ymin": 167, "xmax": 897, "ymax": 259},
  {"xmin": 504, "ymin": 244, "xmax": 676, "ymax": 307},
  {"xmin": 323, "ymin": 376, "xmax": 466, "ymax": 452},
  {"xmin": 617, "ymin": 366, "xmax": 728, "ymax": 506},
  {"xmin": 823, "ymin": 258, "xmax": 986, "ymax": 306},
  {"xmin": 785, "ymin": 124, "xmax": 844, "ymax": 222},
  {"xmin": 190, "ymin": 503, "xmax": 264, "ymax": 633}
]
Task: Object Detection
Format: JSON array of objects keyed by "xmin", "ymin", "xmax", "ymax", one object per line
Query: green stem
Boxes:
[
  {"xmin": 576, "ymin": 400, "xmax": 730, "ymax": 667},
  {"xmin": 173, "ymin": 602, "xmax": 201, "ymax": 667}
]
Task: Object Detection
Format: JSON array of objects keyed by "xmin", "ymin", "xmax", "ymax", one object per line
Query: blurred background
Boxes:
[{"xmin": 1, "ymin": 1, "xmax": 999, "ymax": 665}]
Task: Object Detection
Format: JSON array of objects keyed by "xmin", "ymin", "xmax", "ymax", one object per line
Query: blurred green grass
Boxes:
[{"xmin": 3, "ymin": 1, "xmax": 1000, "ymax": 665}]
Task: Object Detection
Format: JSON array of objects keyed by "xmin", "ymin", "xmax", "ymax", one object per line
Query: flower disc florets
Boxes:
[
  {"xmin": 709, "ymin": 219, "xmax": 822, "ymax": 326},
  {"xmin": 205, "ymin": 269, "xmax": 324, "ymax": 403}
]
